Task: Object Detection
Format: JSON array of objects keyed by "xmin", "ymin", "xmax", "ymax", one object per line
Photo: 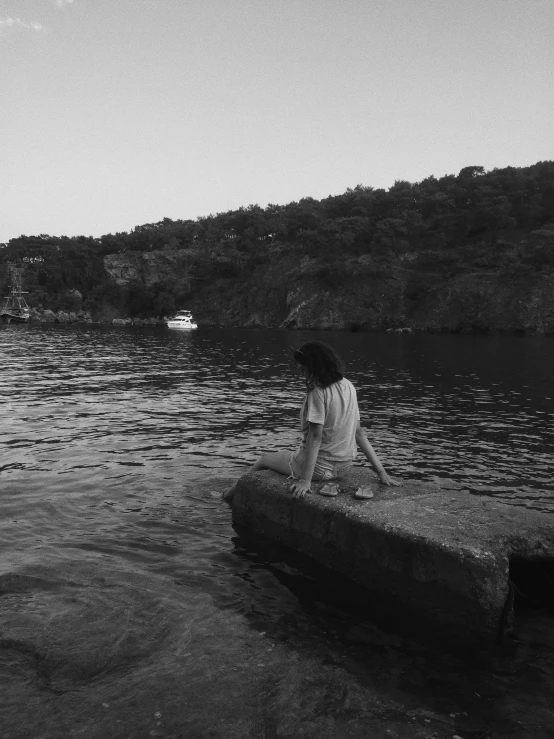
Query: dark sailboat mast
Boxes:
[{"xmin": 1, "ymin": 263, "xmax": 31, "ymax": 323}]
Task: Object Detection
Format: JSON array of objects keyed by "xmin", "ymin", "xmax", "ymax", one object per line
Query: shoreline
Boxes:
[{"xmin": 15, "ymin": 315, "xmax": 554, "ymax": 337}]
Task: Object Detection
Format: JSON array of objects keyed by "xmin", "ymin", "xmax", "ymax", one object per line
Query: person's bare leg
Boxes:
[{"xmin": 223, "ymin": 450, "xmax": 291, "ymax": 502}]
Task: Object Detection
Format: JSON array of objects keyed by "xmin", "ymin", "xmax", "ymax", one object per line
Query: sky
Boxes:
[{"xmin": 1, "ymin": 0, "xmax": 552, "ymax": 243}]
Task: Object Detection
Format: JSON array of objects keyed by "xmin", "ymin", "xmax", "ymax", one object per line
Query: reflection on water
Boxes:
[{"xmin": 1, "ymin": 324, "xmax": 553, "ymax": 738}]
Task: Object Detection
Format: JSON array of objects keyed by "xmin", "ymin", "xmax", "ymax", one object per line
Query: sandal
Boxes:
[
  {"xmin": 353, "ymin": 486, "xmax": 374, "ymax": 500},
  {"xmin": 319, "ymin": 483, "xmax": 339, "ymax": 497}
]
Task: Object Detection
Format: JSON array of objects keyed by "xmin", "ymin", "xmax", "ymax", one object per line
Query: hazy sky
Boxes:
[{"xmin": 1, "ymin": 0, "xmax": 552, "ymax": 243}]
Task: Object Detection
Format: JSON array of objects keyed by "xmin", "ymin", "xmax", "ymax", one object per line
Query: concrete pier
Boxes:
[{"xmin": 231, "ymin": 469, "xmax": 554, "ymax": 643}]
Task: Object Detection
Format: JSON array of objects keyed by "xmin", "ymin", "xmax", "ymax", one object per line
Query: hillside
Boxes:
[{"xmin": 2, "ymin": 161, "xmax": 554, "ymax": 333}]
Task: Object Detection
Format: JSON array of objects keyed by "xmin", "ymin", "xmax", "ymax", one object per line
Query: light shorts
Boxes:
[{"xmin": 289, "ymin": 448, "xmax": 352, "ymax": 483}]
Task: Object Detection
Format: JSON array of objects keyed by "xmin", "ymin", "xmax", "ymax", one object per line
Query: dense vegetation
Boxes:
[{"xmin": 1, "ymin": 161, "xmax": 554, "ymax": 326}]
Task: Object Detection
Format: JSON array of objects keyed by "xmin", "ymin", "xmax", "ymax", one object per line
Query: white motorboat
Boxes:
[{"xmin": 166, "ymin": 310, "xmax": 198, "ymax": 330}]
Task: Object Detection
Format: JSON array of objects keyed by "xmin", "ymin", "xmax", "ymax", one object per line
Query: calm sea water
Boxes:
[{"xmin": 1, "ymin": 324, "xmax": 553, "ymax": 739}]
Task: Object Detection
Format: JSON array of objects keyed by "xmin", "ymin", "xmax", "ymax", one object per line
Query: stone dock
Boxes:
[{"xmin": 231, "ymin": 469, "xmax": 554, "ymax": 644}]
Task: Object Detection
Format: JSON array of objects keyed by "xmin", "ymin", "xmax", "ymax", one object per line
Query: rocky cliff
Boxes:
[
  {"xmin": 102, "ymin": 244, "xmax": 554, "ymax": 334},
  {"xmin": 104, "ymin": 249, "xmax": 197, "ymax": 291}
]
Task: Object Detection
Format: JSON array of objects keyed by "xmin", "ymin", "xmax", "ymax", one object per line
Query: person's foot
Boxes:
[{"xmin": 353, "ymin": 486, "xmax": 374, "ymax": 500}]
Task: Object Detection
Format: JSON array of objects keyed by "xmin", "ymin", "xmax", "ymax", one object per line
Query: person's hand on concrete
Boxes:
[
  {"xmin": 289, "ymin": 479, "xmax": 311, "ymax": 498},
  {"xmin": 378, "ymin": 470, "xmax": 402, "ymax": 486}
]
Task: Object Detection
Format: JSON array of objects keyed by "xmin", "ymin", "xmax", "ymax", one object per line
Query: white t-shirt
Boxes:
[{"xmin": 299, "ymin": 378, "xmax": 360, "ymax": 462}]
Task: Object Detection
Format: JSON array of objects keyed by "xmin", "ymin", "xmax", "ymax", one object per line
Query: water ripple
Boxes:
[
  {"xmin": 1, "ymin": 326, "xmax": 553, "ymax": 514},
  {"xmin": 1, "ymin": 322, "xmax": 553, "ymax": 738}
]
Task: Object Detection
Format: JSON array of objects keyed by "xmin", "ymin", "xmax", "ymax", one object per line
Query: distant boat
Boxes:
[
  {"xmin": 166, "ymin": 310, "xmax": 197, "ymax": 330},
  {"xmin": 1, "ymin": 263, "xmax": 31, "ymax": 324}
]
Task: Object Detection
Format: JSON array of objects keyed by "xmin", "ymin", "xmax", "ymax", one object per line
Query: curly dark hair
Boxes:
[{"xmin": 293, "ymin": 341, "xmax": 344, "ymax": 389}]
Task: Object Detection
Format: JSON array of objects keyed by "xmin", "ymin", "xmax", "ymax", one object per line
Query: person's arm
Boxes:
[
  {"xmin": 355, "ymin": 422, "xmax": 401, "ymax": 486},
  {"xmin": 289, "ymin": 422, "xmax": 322, "ymax": 498}
]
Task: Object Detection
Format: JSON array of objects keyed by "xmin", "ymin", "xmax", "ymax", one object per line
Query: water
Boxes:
[{"xmin": 1, "ymin": 324, "xmax": 553, "ymax": 739}]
